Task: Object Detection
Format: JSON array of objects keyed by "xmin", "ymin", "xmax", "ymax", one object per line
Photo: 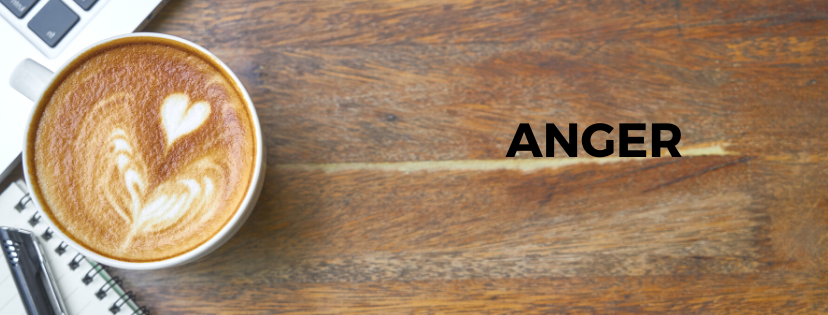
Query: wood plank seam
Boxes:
[{"xmin": 277, "ymin": 143, "xmax": 733, "ymax": 173}]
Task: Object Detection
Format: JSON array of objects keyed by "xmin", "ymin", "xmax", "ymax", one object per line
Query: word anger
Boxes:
[{"xmin": 506, "ymin": 123, "xmax": 681, "ymax": 158}]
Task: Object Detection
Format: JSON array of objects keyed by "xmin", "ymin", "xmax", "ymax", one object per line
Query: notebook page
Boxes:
[{"xmin": 0, "ymin": 183, "xmax": 144, "ymax": 315}]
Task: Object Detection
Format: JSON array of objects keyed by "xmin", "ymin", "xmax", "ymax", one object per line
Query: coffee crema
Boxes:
[{"xmin": 27, "ymin": 38, "xmax": 256, "ymax": 262}]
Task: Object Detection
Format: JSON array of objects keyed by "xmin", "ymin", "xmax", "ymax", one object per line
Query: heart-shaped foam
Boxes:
[
  {"xmin": 72, "ymin": 92, "xmax": 223, "ymax": 252},
  {"xmin": 107, "ymin": 127, "xmax": 220, "ymax": 249},
  {"xmin": 161, "ymin": 93, "xmax": 211, "ymax": 147}
]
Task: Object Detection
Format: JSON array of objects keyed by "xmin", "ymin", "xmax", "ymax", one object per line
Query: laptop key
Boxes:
[
  {"xmin": 72, "ymin": 0, "xmax": 95, "ymax": 11},
  {"xmin": 27, "ymin": 0, "xmax": 79, "ymax": 47},
  {"xmin": 1, "ymin": 0, "xmax": 38, "ymax": 18}
]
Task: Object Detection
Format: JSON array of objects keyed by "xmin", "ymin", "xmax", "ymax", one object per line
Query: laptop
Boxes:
[{"xmin": 0, "ymin": 0, "xmax": 169, "ymax": 182}]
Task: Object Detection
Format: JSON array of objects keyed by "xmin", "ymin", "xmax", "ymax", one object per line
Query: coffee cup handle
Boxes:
[{"xmin": 10, "ymin": 59, "xmax": 54, "ymax": 102}]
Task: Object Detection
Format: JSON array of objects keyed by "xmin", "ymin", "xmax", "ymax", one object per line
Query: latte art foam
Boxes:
[{"xmin": 28, "ymin": 40, "xmax": 256, "ymax": 262}]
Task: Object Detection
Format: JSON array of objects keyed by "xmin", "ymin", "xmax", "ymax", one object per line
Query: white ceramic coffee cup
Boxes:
[{"xmin": 9, "ymin": 33, "xmax": 266, "ymax": 270}]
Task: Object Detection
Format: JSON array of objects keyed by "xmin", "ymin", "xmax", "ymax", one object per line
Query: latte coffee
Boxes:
[{"xmin": 26, "ymin": 37, "xmax": 257, "ymax": 262}]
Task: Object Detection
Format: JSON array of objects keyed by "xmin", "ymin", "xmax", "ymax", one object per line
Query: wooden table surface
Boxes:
[{"xmin": 6, "ymin": 0, "xmax": 828, "ymax": 313}]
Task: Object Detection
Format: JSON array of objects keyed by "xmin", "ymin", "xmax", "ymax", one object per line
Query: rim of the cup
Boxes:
[{"xmin": 20, "ymin": 32, "xmax": 265, "ymax": 270}]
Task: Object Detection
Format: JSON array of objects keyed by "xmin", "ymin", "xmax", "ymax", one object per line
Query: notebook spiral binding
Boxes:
[
  {"xmin": 97, "ymin": 277, "xmax": 123, "ymax": 299},
  {"xmin": 15, "ymin": 192, "xmax": 151, "ymax": 315},
  {"xmin": 83, "ymin": 264, "xmax": 109, "ymax": 285},
  {"xmin": 110, "ymin": 291, "xmax": 134, "ymax": 314},
  {"xmin": 14, "ymin": 193, "xmax": 32, "ymax": 212}
]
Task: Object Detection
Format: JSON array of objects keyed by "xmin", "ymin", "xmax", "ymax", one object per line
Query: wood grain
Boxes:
[{"xmin": 24, "ymin": 0, "xmax": 828, "ymax": 313}]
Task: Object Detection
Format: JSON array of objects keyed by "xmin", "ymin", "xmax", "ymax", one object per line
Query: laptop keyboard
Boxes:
[
  {"xmin": 0, "ymin": 0, "xmax": 105, "ymax": 58},
  {"xmin": 27, "ymin": 0, "xmax": 78, "ymax": 47},
  {"xmin": 72, "ymin": 0, "xmax": 95, "ymax": 11},
  {"xmin": 0, "ymin": 0, "xmax": 38, "ymax": 18}
]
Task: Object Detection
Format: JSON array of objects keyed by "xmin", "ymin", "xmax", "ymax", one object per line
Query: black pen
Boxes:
[{"xmin": 1, "ymin": 227, "xmax": 67, "ymax": 315}]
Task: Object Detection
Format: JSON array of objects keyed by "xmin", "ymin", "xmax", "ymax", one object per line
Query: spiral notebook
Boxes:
[{"xmin": 0, "ymin": 181, "xmax": 149, "ymax": 315}]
